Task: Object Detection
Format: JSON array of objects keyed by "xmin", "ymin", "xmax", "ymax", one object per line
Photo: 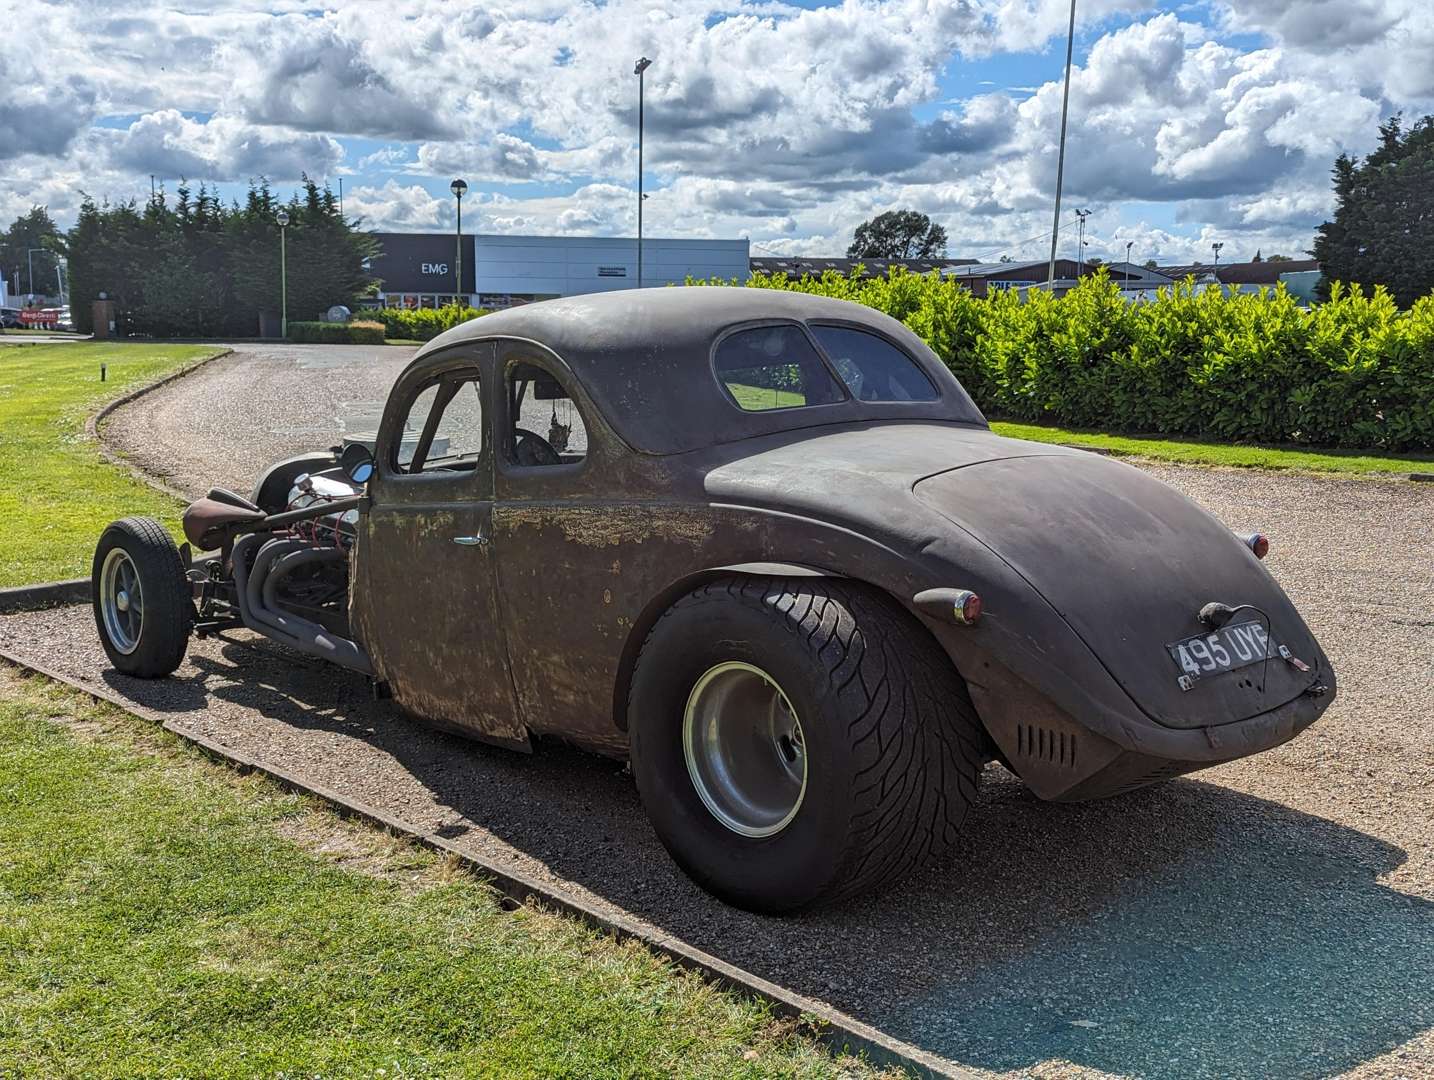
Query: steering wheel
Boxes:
[{"xmin": 513, "ymin": 427, "xmax": 562, "ymax": 467}]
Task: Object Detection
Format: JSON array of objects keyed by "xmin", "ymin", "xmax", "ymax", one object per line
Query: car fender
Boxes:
[{"xmin": 610, "ymin": 560, "xmax": 851, "ymax": 731}]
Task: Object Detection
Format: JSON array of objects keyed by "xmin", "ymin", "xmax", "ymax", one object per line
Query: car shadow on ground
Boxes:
[{"xmin": 100, "ymin": 639, "xmax": 1432, "ymax": 1078}]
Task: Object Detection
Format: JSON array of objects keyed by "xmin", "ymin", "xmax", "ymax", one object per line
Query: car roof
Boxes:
[{"xmin": 414, "ymin": 286, "xmax": 985, "ymax": 454}]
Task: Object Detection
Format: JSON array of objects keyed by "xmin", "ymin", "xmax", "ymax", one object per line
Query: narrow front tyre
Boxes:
[{"xmin": 91, "ymin": 517, "xmax": 191, "ymax": 677}]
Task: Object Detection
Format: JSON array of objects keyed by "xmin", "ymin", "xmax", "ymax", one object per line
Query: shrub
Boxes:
[
  {"xmin": 370, "ymin": 304, "xmax": 488, "ymax": 342},
  {"xmin": 686, "ymin": 268, "xmax": 1434, "ymax": 451},
  {"xmin": 287, "ymin": 319, "xmax": 385, "ymax": 345}
]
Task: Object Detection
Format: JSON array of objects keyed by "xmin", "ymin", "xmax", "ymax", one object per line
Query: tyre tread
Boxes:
[
  {"xmin": 631, "ymin": 575, "xmax": 983, "ymax": 908},
  {"xmin": 91, "ymin": 516, "xmax": 191, "ymax": 678}
]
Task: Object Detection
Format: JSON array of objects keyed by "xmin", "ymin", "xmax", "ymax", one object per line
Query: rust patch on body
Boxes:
[{"xmin": 501, "ymin": 505, "xmax": 714, "ymax": 548}]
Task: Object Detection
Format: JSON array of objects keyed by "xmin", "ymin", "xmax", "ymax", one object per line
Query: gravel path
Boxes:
[
  {"xmin": 13, "ymin": 345, "xmax": 1432, "ymax": 1078},
  {"xmin": 101, "ymin": 343, "xmax": 417, "ymax": 497}
]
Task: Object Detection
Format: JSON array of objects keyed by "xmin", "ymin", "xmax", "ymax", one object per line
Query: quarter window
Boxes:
[
  {"xmin": 809, "ymin": 326, "xmax": 938, "ymax": 402},
  {"xmin": 505, "ymin": 361, "xmax": 588, "ymax": 467},
  {"xmin": 713, "ymin": 325, "xmax": 844, "ymax": 412},
  {"xmin": 392, "ymin": 373, "xmax": 483, "ymax": 474}
]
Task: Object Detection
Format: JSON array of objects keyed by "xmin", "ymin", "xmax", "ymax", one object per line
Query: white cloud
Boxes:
[
  {"xmin": 357, "ymin": 146, "xmax": 412, "ymax": 171},
  {"xmin": 416, "ymin": 134, "xmax": 550, "ymax": 182},
  {"xmin": 344, "ymin": 180, "xmax": 450, "ymax": 230},
  {"xmin": 228, "ymin": 15, "xmax": 459, "ymax": 140},
  {"xmin": 104, "ymin": 110, "xmax": 343, "ymax": 182},
  {"xmin": 0, "ymin": 45, "xmax": 97, "ymax": 160},
  {"xmin": 2, "ymin": 0, "xmax": 1430, "ymax": 262}
]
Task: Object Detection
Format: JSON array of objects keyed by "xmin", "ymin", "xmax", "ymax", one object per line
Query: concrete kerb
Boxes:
[
  {"xmin": 0, "ymin": 580, "xmax": 90, "ymax": 614},
  {"xmin": 0, "ymin": 640, "xmax": 965, "ymax": 1079},
  {"xmin": 85, "ymin": 347, "xmax": 234, "ymax": 503}
]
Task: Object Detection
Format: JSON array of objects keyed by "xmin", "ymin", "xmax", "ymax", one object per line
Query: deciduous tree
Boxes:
[
  {"xmin": 1, "ymin": 206, "xmax": 62, "ymax": 300},
  {"xmin": 847, "ymin": 210, "xmax": 948, "ymax": 259}
]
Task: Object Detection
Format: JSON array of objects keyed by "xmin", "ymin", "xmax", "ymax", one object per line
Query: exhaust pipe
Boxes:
[{"xmin": 231, "ymin": 534, "xmax": 373, "ymax": 675}]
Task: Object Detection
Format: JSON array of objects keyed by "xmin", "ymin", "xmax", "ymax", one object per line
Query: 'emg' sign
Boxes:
[{"xmin": 422, "ymin": 262, "xmax": 450, "ymax": 275}]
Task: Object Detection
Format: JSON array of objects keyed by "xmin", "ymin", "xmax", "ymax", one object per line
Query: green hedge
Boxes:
[
  {"xmin": 287, "ymin": 320, "xmax": 386, "ymax": 345},
  {"xmin": 691, "ymin": 270, "xmax": 1434, "ymax": 452},
  {"xmin": 370, "ymin": 305, "xmax": 489, "ymax": 342}
]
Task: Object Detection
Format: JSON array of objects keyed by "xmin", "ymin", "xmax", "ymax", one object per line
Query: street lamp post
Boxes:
[
  {"xmin": 450, "ymin": 178, "xmax": 468, "ymax": 305},
  {"xmin": 276, "ymin": 210, "xmax": 290, "ymax": 338},
  {"xmin": 1125, "ymin": 239, "xmax": 1134, "ymax": 281},
  {"xmin": 26, "ymin": 248, "xmax": 47, "ymax": 298},
  {"xmin": 1075, "ymin": 208, "xmax": 1091, "ymax": 278},
  {"xmin": 634, "ymin": 56, "xmax": 652, "ymax": 289},
  {"xmin": 1045, "ymin": 0, "xmax": 1078, "ymax": 288},
  {"xmin": 1211, "ymin": 242, "xmax": 1223, "ymax": 292}
]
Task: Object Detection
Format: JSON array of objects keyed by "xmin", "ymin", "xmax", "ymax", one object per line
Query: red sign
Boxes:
[{"xmin": 19, "ymin": 308, "xmax": 60, "ymax": 328}]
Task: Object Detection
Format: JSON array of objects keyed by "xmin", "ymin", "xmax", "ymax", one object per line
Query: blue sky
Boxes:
[{"xmin": 4, "ymin": 0, "xmax": 1429, "ymax": 264}]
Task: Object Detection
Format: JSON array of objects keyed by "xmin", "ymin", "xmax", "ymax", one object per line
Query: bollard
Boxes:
[{"xmin": 100, "ymin": 363, "xmax": 106, "ymax": 382}]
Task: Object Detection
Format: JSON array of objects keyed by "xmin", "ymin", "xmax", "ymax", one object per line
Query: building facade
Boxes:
[
  {"xmin": 367, "ymin": 233, "xmax": 750, "ymax": 309},
  {"xmin": 940, "ymin": 259, "xmax": 1175, "ymax": 298}
]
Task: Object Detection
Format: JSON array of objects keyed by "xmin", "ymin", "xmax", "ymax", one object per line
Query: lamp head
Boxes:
[
  {"xmin": 634, "ymin": 56, "xmax": 652, "ymax": 75},
  {"xmin": 450, "ymin": 178, "xmax": 468, "ymax": 198},
  {"xmin": 276, "ymin": 210, "xmax": 289, "ymax": 227}
]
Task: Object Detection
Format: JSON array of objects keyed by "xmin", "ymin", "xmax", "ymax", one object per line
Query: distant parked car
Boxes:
[{"xmin": 0, "ymin": 308, "xmax": 21, "ymax": 329}]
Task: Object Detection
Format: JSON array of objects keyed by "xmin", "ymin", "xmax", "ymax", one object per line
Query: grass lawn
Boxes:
[
  {"xmin": 989, "ymin": 420, "xmax": 1434, "ymax": 476},
  {"xmin": 0, "ymin": 342, "xmax": 222, "ymax": 587},
  {"xmin": 0, "ymin": 666, "xmax": 885, "ymax": 1078}
]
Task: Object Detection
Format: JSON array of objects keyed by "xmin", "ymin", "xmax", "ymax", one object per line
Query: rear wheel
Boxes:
[
  {"xmin": 91, "ymin": 517, "xmax": 191, "ymax": 677},
  {"xmin": 629, "ymin": 577, "xmax": 983, "ymax": 913}
]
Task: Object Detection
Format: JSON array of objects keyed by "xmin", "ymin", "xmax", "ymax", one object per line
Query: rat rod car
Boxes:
[{"xmin": 91, "ymin": 288, "xmax": 1335, "ymax": 912}]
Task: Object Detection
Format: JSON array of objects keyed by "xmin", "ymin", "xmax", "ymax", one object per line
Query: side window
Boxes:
[
  {"xmin": 392, "ymin": 372, "xmax": 483, "ymax": 474},
  {"xmin": 713, "ymin": 324, "xmax": 845, "ymax": 412},
  {"xmin": 808, "ymin": 326, "xmax": 939, "ymax": 402},
  {"xmin": 504, "ymin": 361, "xmax": 588, "ymax": 467}
]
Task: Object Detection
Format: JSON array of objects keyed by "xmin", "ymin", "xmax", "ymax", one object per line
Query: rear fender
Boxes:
[{"xmin": 610, "ymin": 561, "xmax": 843, "ymax": 731}]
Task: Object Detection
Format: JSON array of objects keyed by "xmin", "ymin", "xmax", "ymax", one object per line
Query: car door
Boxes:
[
  {"xmin": 349, "ymin": 343, "xmax": 527, "ymax": 749},
  {"xmin": 488, "ymin": 339, "xmax": 639, "ymax": 754}
]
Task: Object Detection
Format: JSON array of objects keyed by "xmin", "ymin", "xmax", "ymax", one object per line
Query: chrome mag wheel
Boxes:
[{"xmin": 682, "ymin": 661, "xmax": 807, "ymax": 838}]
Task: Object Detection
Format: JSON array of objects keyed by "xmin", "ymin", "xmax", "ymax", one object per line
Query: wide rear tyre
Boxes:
[
  {"xmin": 628, "ymin": 577, "xmax": 983, "ymax": 913},
  {"xmin": 91, "ymin": 517, "xmax": 191, "ymax": 677}
]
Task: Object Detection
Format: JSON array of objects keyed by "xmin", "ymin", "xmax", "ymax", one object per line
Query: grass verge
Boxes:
[
  {"xmin": 0, "ymin": 342, "xmax": 222, "ymax": 587},
  {"xmin": 0, "ymin": 666, "xmax": 889, "ymax": 1078},
  {"xmin": 989, "ymin": 420, "xmax": 1434, "ymax": 475}
]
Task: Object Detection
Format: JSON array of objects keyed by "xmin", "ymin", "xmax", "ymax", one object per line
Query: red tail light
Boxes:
[
  {"xmin": 913, "ymin": 587, "xmax": 983, "ymax": 626},
  {"xmin": 1238, "ymin": 532, "xmax": 1270, "ymax": 559}
]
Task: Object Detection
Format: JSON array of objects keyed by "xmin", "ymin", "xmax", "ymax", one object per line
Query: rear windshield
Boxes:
[
  {"xmin": 809, "ymin": 325, "xmax": 939, "ymax": 402},
  {"xmin": 713, "ymin": 325, "xmax": 846, "ymax": 412}
]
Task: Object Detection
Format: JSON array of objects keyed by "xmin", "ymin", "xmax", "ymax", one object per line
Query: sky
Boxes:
[{"xmin": 2, "ymin": 0, "xmax": 1431, "ymax": 265}]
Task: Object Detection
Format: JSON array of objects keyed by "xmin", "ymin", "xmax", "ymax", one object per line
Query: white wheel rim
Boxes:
[
  {"xmin": 682, "ymin": 661, "xmax": 807, "ymax": 838},
  {"xmin": 100, "ymin": 548, "xmax": 143, "ymax": 655}
]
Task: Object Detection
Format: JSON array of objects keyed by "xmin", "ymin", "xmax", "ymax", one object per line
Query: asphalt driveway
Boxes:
[{"xmin": 12, "ymin": 343, "xmax": 1429, "ymax": 1078}]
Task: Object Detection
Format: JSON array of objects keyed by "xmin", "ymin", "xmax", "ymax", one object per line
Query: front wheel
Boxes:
[
  {"xmin": 91, "ymin": 517, "xmax": 191, "ymax": 677},
  {"xmin": 628, "ymin": 577, "xmax": 983, "ymax": 913}
]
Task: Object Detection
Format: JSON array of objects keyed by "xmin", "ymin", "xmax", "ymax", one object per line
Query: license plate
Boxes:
[{"xmin": 1167, "ymin": 619, "xmax": 1277, "ymax": 685}]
